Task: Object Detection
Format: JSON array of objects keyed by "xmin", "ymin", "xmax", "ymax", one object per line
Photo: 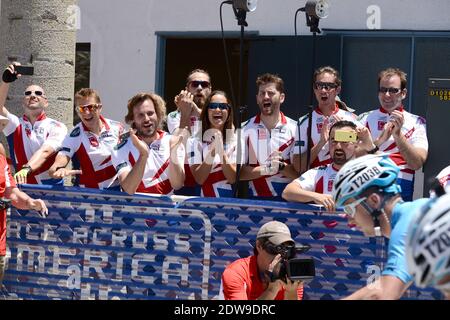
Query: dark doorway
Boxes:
[{"xmin": 163, "ymin": 37, "xmax": 250, "ymax": 119}]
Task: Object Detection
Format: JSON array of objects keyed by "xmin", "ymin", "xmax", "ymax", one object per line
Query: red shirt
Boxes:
[
  {"xmin": 0, "ymin": 155, "xmax": 16, "ymax": 256},
  {"xmin": 221, "ymin": 255, "xmax": 304, "ymax": 300}
]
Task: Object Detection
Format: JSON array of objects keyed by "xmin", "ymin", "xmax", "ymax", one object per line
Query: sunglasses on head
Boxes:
[
  {"xmin": 24, "ymin": 90, "xmax": 44, "ymax": 97},
  {"xmin": 207, "ymin": 102, "xmax": 229, "ymax": 110},
  {"xmin": 189, "ymin": 80, "xmax": 210, "ymax": 89},
  {"xmin": 378, "ymin": 87, "xmax": 402, "ymax": 94},
  {"xmin": 314, "ymin": 82, "xmax": 338, "ymax": 91},
  {"xmin": 77, "ymin": 103, "xmax": 102, "ymax": 113}
]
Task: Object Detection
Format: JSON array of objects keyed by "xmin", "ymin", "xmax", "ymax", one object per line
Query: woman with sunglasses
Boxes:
[
  {"xmin": 49, "ymin": 88, "xmax": 124, "ymax": 190},
  {"xmin": 189, "ymin": 90, "xmax": 236, "ymax": 197}
]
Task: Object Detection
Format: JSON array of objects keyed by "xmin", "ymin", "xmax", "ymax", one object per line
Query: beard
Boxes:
[
  {"xmin": 332, "ymin": 149, "xmax": 348, "ymax": 166},
  {"xmin": 194, "ymin": 95, "xmax": 206, "ymax": 109},
  {"xmin": 135, "ymin": 123, "xmax": 157, "ymax": 138}
]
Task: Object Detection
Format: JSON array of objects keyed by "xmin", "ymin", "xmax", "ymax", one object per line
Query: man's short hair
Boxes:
[
  {"xmin": 329, "ymin": 120, "xmax": 357, "ymax": 136},
  {"xmin": 256, "ymin": 73, "xmax": 285, "ymax": 94},
  {"xmin": 378, "ymin": 68, "xmax": 407, "ymax": 90},
  {"xmin": 313, "ymin": 66, "xmax": 342, "ymax": 87},
  {"xmin": 125, "ymin": 92, "xmax": 167, "ymax": 129},
  {"xmin": 75, "ymin": 88, "xmax": 101, "ymax": 104},
  {"xmin": 186, "ymin": 69, "xmax": 211, "ymax": 85}
]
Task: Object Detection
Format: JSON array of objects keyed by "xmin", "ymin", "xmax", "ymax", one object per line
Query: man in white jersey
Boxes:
[
  {"xmin": 111, "ymin": 93, "xmax": 185, "ymax": 195},
  {"xmin": 167, "ymin": 69, "xmax": 211, "ymax": 196},
  {"xmin": 293, "ymin": 66, "xmax": 359, "ymax": 174},
  {"xmin": 0, "ymin": 63, "xmax": 67, "ymax": 185},
  {"xmin": 49, "ymin": 88, "xmax": 124, "ymax": 190},
  {"xmin": 240, "ymin": 73, "xmax": 298, "ymax": 201},
  {"xmin": 283, "ymin": 120, "xmax": 375, "ymax": 210},
  {"xmin": 167, "ymin": 69, "xmax": 211, "ymax": 135},
  {"xmin": 358, "ymin": 68, "xmax": 428, "ymax": 201}
]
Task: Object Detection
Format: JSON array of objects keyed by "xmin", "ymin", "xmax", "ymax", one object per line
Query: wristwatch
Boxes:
[
  {"xmin": 367, "ymin": 145, "xmax": 379, "ymax": 154},
  {"xmin": 21, "ymin": 164, "xmax": 32, "ymax": 175}
]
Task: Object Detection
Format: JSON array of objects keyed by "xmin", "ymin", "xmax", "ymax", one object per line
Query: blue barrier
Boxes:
[{"xmin": 2, "ymin": 185, "xmax": 441, "ymax": 300}]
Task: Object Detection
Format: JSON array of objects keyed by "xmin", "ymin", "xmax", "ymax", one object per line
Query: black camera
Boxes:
[
  {"xmin": 264, "ymin": 242, "xmax": 316, "ymax": 281},
  {"xmin": 0, "ymin": 198, "xmax": 12, "ymax": 210}
]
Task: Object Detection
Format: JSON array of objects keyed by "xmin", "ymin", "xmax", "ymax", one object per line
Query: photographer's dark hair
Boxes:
[{"xmin": 329, "ymin": 120, "xmax": 357, "ymax": 136}]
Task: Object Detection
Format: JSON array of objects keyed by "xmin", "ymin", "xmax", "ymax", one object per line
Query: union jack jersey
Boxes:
[
  {"xmin": 294, "ymin": 104, "xmax": 360, "ymax": 168},
  {"xmin": 59, "ymin": 116, "xmax": 124, "ymax": 189},
  {"xmin": 437, "ymin": 165, "xmax": 450, "ymax": 191},
  {"xmin": 358, "ymin": 106, "xmax": 428, "ymax": 183},
  {"xmin": 3, "ymin": 112, "xmax": 67, "ymax": 184},
  {"xmin": 188, "ymin": 135, "xmax": 237, "ymax": 197},
  {"xmin": 294, "ymin": 164, "xmax": 339, "ymax": 195},
  {"xmin": 242, "ymin": 112, "xmax": 296, "ymax": 198},
  {"xmin": 111, "ymin": 130, "xmax": 184, "ymax": 195}
]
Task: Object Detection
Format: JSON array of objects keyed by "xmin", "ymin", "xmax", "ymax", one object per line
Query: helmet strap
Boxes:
[{"xmin": 360, "ymin": 192, "xmax": 394, "ymax": 237}]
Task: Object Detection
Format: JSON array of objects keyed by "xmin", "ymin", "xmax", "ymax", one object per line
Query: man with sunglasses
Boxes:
[
  {"xmin": 167, "ymin": 69, "xmax": 212, "ymax": 135},
  {"xmin": 221, "ymin": 221, "xmax": 303, "ymax": 300},
  {"xmin": 331, "ymin": 154, "xmax": 430, "ymax": 299},
  {"xmin": 283, "ymin": 120, "xmax": 374, "ymax": 210},
  {"xmin": 48, "ymin": 88, "xmax": 124, "ymax": 190},
  {"xmin": 358, "ymin": 68, "xmax": 428, "ymax": 201},
  {"xmin": 167, "ymin": 69, "xmax": 212, "ymax": 196},
  {"xmin": 293, "ymin": 66, "xmax": 360, "ymax": 174},
  {"xmin": 0, "ymin": 63, "xmax": 67, "ymax": 185}
]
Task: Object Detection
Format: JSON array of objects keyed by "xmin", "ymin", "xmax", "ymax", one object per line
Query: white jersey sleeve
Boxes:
[
  {"xmin": 3, "ymin": 112, "xmax": 20, "ymax": 136},
  {"xmin": 59, "ymin": 125, "xmax": 82, "ymax": 158},
  {"xmin": 43, "ymin": 120, "xmax": 68, "ymax": 151},
  {"xmin": 167, "ymin": 110, "xmax": 180, "ymax": 134},
  {"xmin": 111, "ymin": 138, "xmax": 133, "ymax": 176},
  {"xmin": 294, "ymin": 167, "xmax": 318, "ymax": 192}
]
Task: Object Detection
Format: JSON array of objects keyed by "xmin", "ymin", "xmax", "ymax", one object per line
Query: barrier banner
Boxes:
[{"xmin": 2, "ymin": 185, "xmax": 441, "ymax": 300}]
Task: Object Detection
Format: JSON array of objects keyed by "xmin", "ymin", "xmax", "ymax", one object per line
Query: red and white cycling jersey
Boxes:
[
  {"xmin": 242, "ymin": 112, "xmax": 296, "ymax": 198},
  {"xmin": 437, "ymin": 165, "xmax": 450, "ymax": 190},
  {"xmin": 358, "ymin": 106, "xmax": 428, "ymax": 182},
  {"xmin": 294, "ymin": 104, "xmax": 359, "ymax": 168},
  {"xmin": 294, "ymin": 163, "xmax": 339, "ymax": 195},
  {"xmin": 111, "ymin": 130, "xmax": 184, "ymax": 195},
  {"xmin": 188, "ymin": 134, "xmax": 237, "ymax": 197},
  {"xmin": 59, "ymin": 116, "xmax": 124, "ymax": 189},
  {"xmin": 3, "ymin": 112, "xmax": 67, "ymax": 184}
]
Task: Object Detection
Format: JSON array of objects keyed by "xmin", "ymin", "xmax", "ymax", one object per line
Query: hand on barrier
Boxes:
[
  {"xmin": 27, "ymin": 198, "xmax": 48, "ymax": 218},
  {"xmin": 53, "ymin": 168, "xmax": 82, "ymax": 179}
]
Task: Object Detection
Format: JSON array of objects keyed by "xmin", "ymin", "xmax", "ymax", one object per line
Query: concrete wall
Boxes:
[{"xmin": 73, "ymin": 0, "xmax": 450, "ymax": 122}]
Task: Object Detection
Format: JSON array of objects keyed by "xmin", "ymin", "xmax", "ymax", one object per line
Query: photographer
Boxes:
[{"xmin": 221, "ymin": 221, "xmax": 303, "ymax": 300}]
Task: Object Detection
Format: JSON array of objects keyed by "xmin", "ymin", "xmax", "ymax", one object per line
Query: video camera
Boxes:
[{"xmin": 264, "ymin": 242, "xmax": 316, "ymax": 282}]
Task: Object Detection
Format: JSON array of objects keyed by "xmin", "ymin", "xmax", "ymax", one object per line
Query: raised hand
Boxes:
[
  {"xmin": 2, "ymin": 62, "xmax": 21, "ymax": 83},
  {"xmin": 129, "ymin": 129, "xmax": 150, "ymax": 158}
]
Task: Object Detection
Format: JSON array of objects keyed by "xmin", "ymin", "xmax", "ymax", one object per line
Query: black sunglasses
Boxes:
[
  {"xmin": 24, "ymin": 90, "xmax": 44, "ymax": 97},
  {"xmin": 189, "ymin": 80, "xmax": 211, "ymax": 89},
  {"xmin": 264, "ymin": 242, "xmax": 295, "ymax": 259},
  {"xmin": 314, "ymin": 82, "xmax": 338, "ymax": 91},
  {"xmin": 379, "ymin": 87, "xmax": 402, "ymax": 94},
  {"xmin": 208, "ymin": 102, "xmax": 229, "ymax": 110}
]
